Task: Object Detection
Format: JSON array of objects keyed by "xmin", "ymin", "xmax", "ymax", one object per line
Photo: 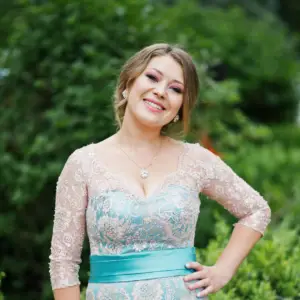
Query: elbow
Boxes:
[
  {"xmin": 265, "ymin": 204, "xmax": 272, "ymax": 226},
  {"xmin": 237, "ymin": 202, "xmax": 272, "ymax": 235},
  {"xmin": 49, "ymin": 259, "xmax": 81, "ymax": 290},
  {"xmin": 259, "ymin": 204, "xmax": 272, "ymax": 235},
  {"xmin": 260, "ymin": 199, "xmax": 272, "ymax": 228}
]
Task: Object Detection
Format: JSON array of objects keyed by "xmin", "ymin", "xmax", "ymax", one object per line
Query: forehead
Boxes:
[{"xmin": 145, "ymin": 55, "xmax": 184, "ymax": 83}]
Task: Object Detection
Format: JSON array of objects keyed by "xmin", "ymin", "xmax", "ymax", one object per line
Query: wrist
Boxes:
[{"xmin": 214, "ymin": 261, "xmax": 237, "ymax": 278}]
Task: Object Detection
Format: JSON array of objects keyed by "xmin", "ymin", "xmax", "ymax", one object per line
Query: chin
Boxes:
[
  {"xmin": 138, "ymin": 116, "xmax": 163, "ymax": 129},
  {"xmin": 134, "ymin": 110, "xmax": 165, "ymax": 129},
  {"xmin": 128, "ymin": 101, "xmax": 171, "ymax": 129}
]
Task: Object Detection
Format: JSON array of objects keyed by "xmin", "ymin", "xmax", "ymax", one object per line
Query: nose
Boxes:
[{"xmin": 153, "ymin": 83, "xmax": 167, "ymax": 99}]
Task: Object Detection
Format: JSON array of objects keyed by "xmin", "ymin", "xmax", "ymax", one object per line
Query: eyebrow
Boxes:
[{"xmin": 150, "ymin": 68, "xmax": 184, "ymax": 85}]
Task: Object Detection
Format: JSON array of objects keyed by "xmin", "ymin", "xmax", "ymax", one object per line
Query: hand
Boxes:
[{"xmin": 183, "ymin": 262, "xmax": 233, "ymax": 298}]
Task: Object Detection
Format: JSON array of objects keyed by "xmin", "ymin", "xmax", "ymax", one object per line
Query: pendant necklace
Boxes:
[{"xmin": 117, "ymin": 138, "xmax": 163, "ymax": 179}]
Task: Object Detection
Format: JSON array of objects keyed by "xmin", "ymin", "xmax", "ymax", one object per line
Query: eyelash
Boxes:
[
  {"xmin": 146, "ymin": 74, "xmax": 182, "ymax": 94},
  {"xmin": 172, "ymin": 87, "xmax": 182, "ymax": 94},
  {"xmin": 146, "ymin": 74, "xmax": 158, "ymax": 82}
]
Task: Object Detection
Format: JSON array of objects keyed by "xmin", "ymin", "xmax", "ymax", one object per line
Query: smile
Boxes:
[{"xmin": 143, "ymin": 99, "xmax": 165, "ymax": 113}]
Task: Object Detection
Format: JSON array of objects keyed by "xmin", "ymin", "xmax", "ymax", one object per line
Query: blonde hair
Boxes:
[{"xmin": 113, "ymin": 43, "xmax": 199, "ymax": 134}]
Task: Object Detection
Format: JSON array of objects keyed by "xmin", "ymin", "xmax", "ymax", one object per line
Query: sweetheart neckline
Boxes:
[
  {"xmin": 92, "ymin": 143, "xmax": 190, "ymax": 200},
  {"xmin": 99, "ymin": 165, "xmax": 186, "ymax": 200}
]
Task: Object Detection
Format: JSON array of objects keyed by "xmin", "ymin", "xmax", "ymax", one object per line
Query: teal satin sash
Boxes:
[{"xmin": 89, "ymin": 247, "xmax": 196, "ymax": 283}]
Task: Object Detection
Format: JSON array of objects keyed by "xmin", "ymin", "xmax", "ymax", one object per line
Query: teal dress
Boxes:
[{"xmin": 49, "ymin": 142, "xmax": 271, "ymax": 299}]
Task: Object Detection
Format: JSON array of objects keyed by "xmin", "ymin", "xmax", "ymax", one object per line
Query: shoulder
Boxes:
[
  {"xmin": 181, "ymin": 142, "xmax": 233, "ymax": 186},
  {"xmin": 66, "ymin": 143, "xmax": 96, "ymax": 167},
  {"xmin": 183, "ymin": 141, "xmax": 220, "ymax": 163},
  {"xmin": 166, "ymin": 138, "xmax": 210, "ymax": 156},
  {"xmin": 68, "ymin": 136, "xmax": 117, "ymax": 164},
  {"xmin": 71, "ymin": 142, "xmax": 95, "ymax": 157}
]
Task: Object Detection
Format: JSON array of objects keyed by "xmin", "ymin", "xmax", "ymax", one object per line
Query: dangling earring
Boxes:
[
  {"xmin": 173, "ymin": 115, "xmax": 179, "ymax": 123},
  {"xmin": 122, "ymin": 90, "xmax": 128, "ymax": 99}
]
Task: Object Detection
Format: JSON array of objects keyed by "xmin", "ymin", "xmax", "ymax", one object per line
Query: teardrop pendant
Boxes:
[{"xmin": 140, "ymin": 169, "xmax": 149, "ymax": 179}]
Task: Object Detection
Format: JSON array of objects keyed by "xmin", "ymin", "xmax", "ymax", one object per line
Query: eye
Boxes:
[
  {"xmin": 171, "ymin": 87, "xmax": 183, "ymax": 94},
  {"xmin": 146, "ymin": 74, "xmax": 158, "ymax": 82}
]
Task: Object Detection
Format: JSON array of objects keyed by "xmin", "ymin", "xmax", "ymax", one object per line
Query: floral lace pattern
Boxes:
[
  {"xmin": 49, "ymin": 142, "xmax": 271, "ymax": 299},
  {"xmin": 86, "ymin": 278, "xmax": 203, "ymax": 300}
]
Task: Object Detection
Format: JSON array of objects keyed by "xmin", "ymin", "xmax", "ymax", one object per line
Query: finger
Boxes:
[
  {"xmin": 185, "ymin": 262, "xmax": 203, "ymax": 271},
  {"xmin": 188, "ymin": 278, "xmax": 210, "ymax": 290},
  {"xmin": 198, "ymin": 285, "xmax": 214, "ymax": 298},
  {"xmin": 184, "ymin": 269, "xmax": 207, "ymax": 282}
]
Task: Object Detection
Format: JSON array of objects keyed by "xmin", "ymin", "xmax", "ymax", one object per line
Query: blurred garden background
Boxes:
[{"xmin": 1, "ymin": 0, "xmax": 300, "ymax": 299}]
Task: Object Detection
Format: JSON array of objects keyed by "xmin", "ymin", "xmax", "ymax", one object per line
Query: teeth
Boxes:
[{"xmin": 144, "ymin": 100, "xmax": 163, "ymax": 110}]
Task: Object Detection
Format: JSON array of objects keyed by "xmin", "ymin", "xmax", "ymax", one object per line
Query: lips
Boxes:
[{"xmin": 143, "ymin": 98, "xmax": 166, "ymax": 110}]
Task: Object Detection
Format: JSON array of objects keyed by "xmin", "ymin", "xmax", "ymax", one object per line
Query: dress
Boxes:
[{"xmin": 49, "ymin": 142, "xmax": 271, "ymax": 299}]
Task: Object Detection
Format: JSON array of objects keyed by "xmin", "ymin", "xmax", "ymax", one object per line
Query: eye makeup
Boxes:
[
  {"xmin": 170, "ymin": 86, "xmax": 183, "ymax": 94},
  {"xmin": 145, "ymin": 69, "xmax": 184, "ymax": 93},
  {"xmin": 145, "ymin": 73, "xmax": 158, "ymax": 82}
]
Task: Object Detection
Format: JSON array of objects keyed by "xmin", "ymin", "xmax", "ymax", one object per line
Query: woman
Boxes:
[{"xmin": 49, "ymin": 43, "xmax": 271, "ymax": 299}]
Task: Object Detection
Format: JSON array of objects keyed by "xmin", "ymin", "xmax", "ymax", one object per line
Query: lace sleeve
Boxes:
[
  {"xmin": 198, "ymin": 146, "xmax": 271, "ymax": 235},
  {"xmin": 49, "ymin": 149, "xmax": 88, "ymax": 289}
]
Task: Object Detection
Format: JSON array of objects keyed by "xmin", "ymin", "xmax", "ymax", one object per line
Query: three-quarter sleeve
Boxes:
[
  {"xmin": 49, "ymin": 149, "xmax": 88, "ymax": 289},
  {"xmin": 199, "ymin": 146, "xmax": 271, "ymax": 235}
]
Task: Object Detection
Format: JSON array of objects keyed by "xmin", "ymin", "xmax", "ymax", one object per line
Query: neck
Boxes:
[{"xmin": 116, "ymin": 123, "xmax": 163, "ymax": 149}]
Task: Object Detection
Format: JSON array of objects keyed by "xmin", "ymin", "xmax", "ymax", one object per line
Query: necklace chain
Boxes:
[{"xmin": 116, "ymin": 137, "xmax": 163, "ymax": 179}]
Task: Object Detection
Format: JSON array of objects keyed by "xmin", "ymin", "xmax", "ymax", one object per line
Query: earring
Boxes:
[
  {"xmin": 122, "ymin": 90, "xmax": 128, "ymax": 99},
  {"xmin": 173, "ymin": 115, "xmax": 179, "ymax": 123}
]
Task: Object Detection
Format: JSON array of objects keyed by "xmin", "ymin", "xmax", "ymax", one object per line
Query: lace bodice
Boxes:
[{"xmin": 49, "ymin": 142, "xmax": 271, "ymax": 290}]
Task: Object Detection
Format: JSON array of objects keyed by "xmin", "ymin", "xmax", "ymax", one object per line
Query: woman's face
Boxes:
[{"xmin": 124, "ymin": 55, "xmax": 184, "ymax": 130}]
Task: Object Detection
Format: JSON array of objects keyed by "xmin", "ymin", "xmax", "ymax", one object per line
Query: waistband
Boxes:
[{"xmin": 89, "ymin": 247, "xmax": 196, "ymax": 283}]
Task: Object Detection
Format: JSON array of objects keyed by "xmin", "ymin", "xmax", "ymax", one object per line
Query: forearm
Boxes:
[
  {"xmin": 215, "ymin": 223, "xmax": 262, "ymax": 276},
  {"xmin": 53, "ymin": 285, "xmax": 80, "ymax": 300}
]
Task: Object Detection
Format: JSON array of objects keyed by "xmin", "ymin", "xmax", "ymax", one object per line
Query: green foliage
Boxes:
[
  {"xmin": 1, "ymin": 1, "xmax": 162, "ymax": 298},
  {"xmin": 197, "ymin": 218, "xmax": 300, "ymax": 299},
  {"xmin": 80, "ymin": 287, "xmax": 86, "ymax": 300},
  {"xmin": 1, "ymin": 0, "xmax": 299, "ymax": 299},
  {"xmin": 161, "ymin": 0, "xmax": 300, "ymax": 123},
  {"xmin": 0, "ymin": 0, "xmax": 23, "ymax": 48},
  {"xmin": 195, "ymin": 124, "xmax": 300, "ymax": 246},
  {"xmin": 227, "ymin": 141, "xmax": 300, "ymax": 225},
  {"xmin": 0, "ymin": 272, "xmax": 5, "ymax": 300}
]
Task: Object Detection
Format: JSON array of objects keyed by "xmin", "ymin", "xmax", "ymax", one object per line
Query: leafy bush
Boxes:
[
  {"xmin": 1, "ymin": 1, "xmax": 162, "ymax": 298},
  {"xmin": 228, "ymin": 142, "xmax": 300, "ymax": 225},
  {"xmin": 80, "ymin": 287, "xmax": 86, "ymax": 300},
  {"xmin": 1, "ymin": 0, "xmax": 299, "ymax": 299},
  {"xmin": 160, "ymin": 1, "xmax": 300, "ymax": 123},
  {"xmin": 195, "ymin": 126, "xmax": 300, "ymax": 246},
  {"xmin": 197, "ymin": 218, "xmax": 300, "ymax": 299},
  {"xmin": 0, "ymin": 272, "xmax": 5, "ymax": 300}
]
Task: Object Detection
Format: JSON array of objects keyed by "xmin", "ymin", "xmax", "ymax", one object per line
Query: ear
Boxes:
[{"xmin": 122, "ymin": 90, "xmax": 128, "ymax": 99}]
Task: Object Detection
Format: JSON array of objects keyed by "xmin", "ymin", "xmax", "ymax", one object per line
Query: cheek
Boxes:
[
  {"xmin": 131, "ymin": 77, "xmax": 150, "ymax": 95},
  {"xmin": 169, "ymin": 95, "xmax": 184, "ymax": 111}
]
